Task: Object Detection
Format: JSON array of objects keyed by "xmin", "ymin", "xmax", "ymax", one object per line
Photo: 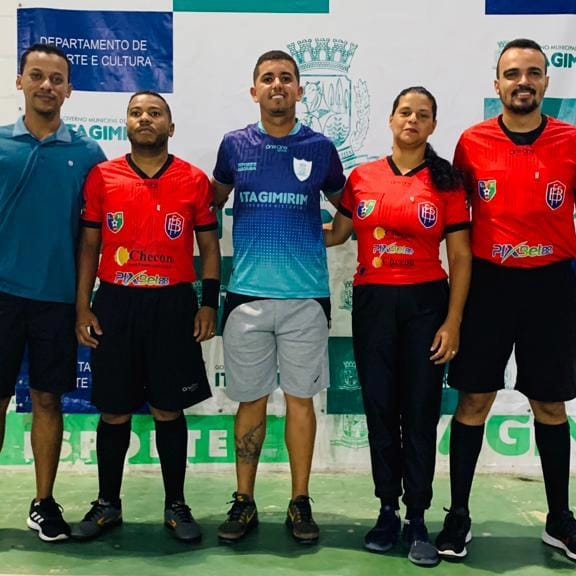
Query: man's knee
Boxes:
[
  {"xmin": 30, "ymin": 390, "xmax": 62, "ymax": 414},
  {"xmin": 101, "ymin": 413, "xmax": 132, "ymax": 425},
  {"xmin": 455, "ymin": 391, "xmax": 497, "ymax": 425},
  {"xmin": 530, "ymin": 400, "xmax": 567, "ymax": 425}
]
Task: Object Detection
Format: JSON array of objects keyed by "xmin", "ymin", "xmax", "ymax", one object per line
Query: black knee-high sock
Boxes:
[
  {"xmin": 97, "ymin": 418, "xmax": 131, "ymax": 505},
  {"xmin": 450, "ymin": 419, "xmax": 485, "ymax": 512},
  {"xmin": 155, "ymin": 414, "xmax": 188, "ymax": 507},
  {"xmin": 534, "ymin": 420, "xmax": 570, "ymax": 516}
]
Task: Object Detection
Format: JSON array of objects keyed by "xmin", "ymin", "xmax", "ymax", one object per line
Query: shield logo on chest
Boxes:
[
  {"xmin": 418, "ymin": 202, "xmax": 438, "ymax": 229},
  {"xmin": 293, "ymin": 158, "xmax": 312, "ymax": 181}
]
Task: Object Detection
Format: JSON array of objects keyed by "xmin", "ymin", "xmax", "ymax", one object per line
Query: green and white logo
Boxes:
[
  {"xmin": 287, "ymin": 38, "xmax": 375, "ymax": 169},
  {"xmin": 331, "ymin": 415, "xmax": 369, "ymax": 449}
]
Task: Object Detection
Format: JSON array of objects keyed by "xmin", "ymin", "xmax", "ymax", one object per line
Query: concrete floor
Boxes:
[{"xmin": 0, "ymin": 471, "xmax": 575, "ymax": 575}]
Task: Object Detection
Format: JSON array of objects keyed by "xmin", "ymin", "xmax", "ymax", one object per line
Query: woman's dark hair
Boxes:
[{"xmin": 392, "ymin": 86, "xmax": 461, "ymax": 191}]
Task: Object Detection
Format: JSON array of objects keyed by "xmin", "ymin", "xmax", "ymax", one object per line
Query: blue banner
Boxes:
[
  {"xmin": 486, "ymin": 0, "xmax": 576, "ymax": 14},
  {"xmin": 17, "ymin": 8, "xmax": 173, "ymax": 93}
]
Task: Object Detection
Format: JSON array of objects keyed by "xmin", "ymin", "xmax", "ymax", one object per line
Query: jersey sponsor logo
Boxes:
[
  {"xmin": 238, "ymin": 190, "xmax": 309, "ymax": 206},
  {"xmin": 357, "ymin": 199, "xmax": 376, "ymax": 219},
  {"xmin": 478, "ymin": 180, "xmax": 497, "ymax": 202},
  {"xmin": 165, "ymin": 212, "xmax": 184, "ymax": 240},
  {"xmin": 546, "ymin": 180, "xmax": 566, "ymax": 210},
  {"xmin": 372, "ymin": 242, "xmax": 414, "ymax": 256},
  {"xmin": 237, "ymin": 162, "xmax": 257, "ymax": 172},
  {"xmin": 418, "ymin": 202, "xmax": 438, "ymax": 229},
  {"xmin": 114, "ymin": 270, "xmax": 170, "ymax": 286},
  {"xmin": 265, "ymin": 144, "xmax": 288, "ymax": 153},
  {"xmin": 114, "ymin": 247, "xmax": 175, "ymax": 267},
  {"xmin": 106, "ymin": 212, "xmax": 124, "ymax": 233},
  {"xmin": 492, "ymin": 242, "xmax": 554, "ymax": 263},
  {"xmin": 293, "ymin": 157, "xmax": 312, "ymax": 181}
]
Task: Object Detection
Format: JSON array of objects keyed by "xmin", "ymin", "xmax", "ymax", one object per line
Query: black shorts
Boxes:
[
  {"xmin": 0, "ymin": 291, "xmax": 77, "ymax": 399},
  {"xmin": 90, "ymin": 282, "xmax": 212, "ymax": 414},
  {"xmin": 449, "ymin": 259, "xmax": 576, "ymax": 401}
]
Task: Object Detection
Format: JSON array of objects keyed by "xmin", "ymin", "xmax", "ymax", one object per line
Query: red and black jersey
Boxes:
[
  {"xmin": 339, "ymin": 157, "xmax": 469, "ymax": 286},
  {"xmin": 82, "ymin": 154, "xmax": 217, "ymax": 287},
  {"xmin": 455, "ymin": 116, "xmax": 576, "ymax": 268}
]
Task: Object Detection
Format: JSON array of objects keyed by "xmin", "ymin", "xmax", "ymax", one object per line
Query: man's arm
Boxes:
[
  {"xmin": 211, "ymin": 179, "xmax": 234, "ymax": 209},
  {"xmin": 194, "ymin": 229, "xmax": 221, "ymax": 342},
  {"xmin": 75, "ymin": 227, "xmax": 102, "ymax": 348}
]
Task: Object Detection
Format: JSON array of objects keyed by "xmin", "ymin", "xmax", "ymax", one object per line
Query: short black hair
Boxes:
[
  {"xmin": 253, "ymin": 50, "xmax": 300, "ymax": 83},
  {"xmin": 496, "ymin": 38, "xmax": 547, "ymax": 77},
  {"xmin": 19, "ymin": 43, "xmax": 71, "ymax": 82},
  {"xmin": 127, "ymin": 91, "xmax": 172, "ymax": 121}
]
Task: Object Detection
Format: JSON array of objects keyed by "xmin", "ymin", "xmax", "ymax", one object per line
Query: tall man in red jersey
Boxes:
[
  {"xmin": 436, "ymin": 39, "xmax": 576, "ymax": 562},
  {"xmin": 72, "ymin": 92, "xmax": 220, "ymax": 543}
]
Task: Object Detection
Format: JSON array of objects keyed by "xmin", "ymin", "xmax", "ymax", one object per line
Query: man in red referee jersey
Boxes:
[
  {"xmin": 72, "ymin": 92, "xmax": 220, "ymax": 543},
  {"xmin": 436, "ymin": 38, "xmax": 576, "ymax": 562}
]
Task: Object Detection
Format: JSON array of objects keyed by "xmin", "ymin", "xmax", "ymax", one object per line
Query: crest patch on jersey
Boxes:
[
  {"xmin": 478, "ymin": 179, "xmax": 497, "ymax": 202},
  {"xmin": 106, "ymin": 212, "xmax": 124, "ymax": 233},
  {"xmin": 165, "ymin": 212, "xmax": 184, "ymax": 240},
  {"xmin": 293, "ymin": 158, "xmax": 312, "ymax": 182},
  {"xmin": 357, "ymin": 200, "xmax": 376, "ymax": 220},
  {"xmin": 418, "ymin": 202, "xmax": 438, "ymax": 229},
  {"xmin": 545, "ymin": 180, "xmax": 566, "ymax": 210}
]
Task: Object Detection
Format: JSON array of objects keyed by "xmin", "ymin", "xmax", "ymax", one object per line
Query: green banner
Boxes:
[
  {"xmin": 173, "ymin": 0, "xmax": 329, "ymax": 13},
  {"xmin": 0, "ymin": 413, "xmax": 289, "ymax": 465}
]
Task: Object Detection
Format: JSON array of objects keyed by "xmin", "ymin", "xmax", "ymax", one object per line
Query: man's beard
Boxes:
[
  {"xmin": 128, "ymin": 132, "xmax": 169, "ymax": 152},
  {"xmin": 506, "ymin": 100, "xmax": 540, "ymax": 116}
]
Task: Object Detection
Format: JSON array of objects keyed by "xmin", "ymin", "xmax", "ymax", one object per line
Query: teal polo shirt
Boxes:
[{"xmin": 0, "ymin": 117, "xmax": 106, "ymax": 303}]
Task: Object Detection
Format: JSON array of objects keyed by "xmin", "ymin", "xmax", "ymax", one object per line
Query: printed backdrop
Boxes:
[{"xmin": 1, "ymin": 0, "xmax": 575, "ymax": 471}]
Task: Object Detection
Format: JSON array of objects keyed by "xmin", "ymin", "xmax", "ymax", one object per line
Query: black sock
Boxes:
[
  {"xmin": 155, "ymin": 414, "xmax": 188, "ymax": 508},
  {"xmin": 97, "ymin": 418, "xmax": 131, "ymax": 505},
  {"xmin": 534, "ymin": 420, "xmax": 570, "ymax": 516},
  {"xmin": 449, "ymin": 419, "xmax": 484, "ymax": 512}
]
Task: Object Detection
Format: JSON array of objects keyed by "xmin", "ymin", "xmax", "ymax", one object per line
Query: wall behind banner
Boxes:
[{"xmin": 1, "ymin": 0, "xmax": 575, "ymax": 472}]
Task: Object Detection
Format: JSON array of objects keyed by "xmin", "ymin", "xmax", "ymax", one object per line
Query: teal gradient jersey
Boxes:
[{"xmin": 213, "ymin": 121, "xmax": 345, "ymax": 298}]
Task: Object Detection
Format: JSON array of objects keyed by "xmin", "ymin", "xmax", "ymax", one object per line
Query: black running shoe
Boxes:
[
  {"xmin": 542, "ymin": 509, "xmax": 576, "ymax": 561},
  {"xmin": 217, "ymin": 492, "xmax": 258, "ymax": 542},
  {"xmin": 364, "ymin": 505, "xmax": 400, "ymax": 553},
  {"xmin": 436, "ymin": 507, "xmax": 472, "ymax": 559},
  {"xmin": 401, "ymin": 518, "xmax": 439, "ymax": 566},
  {"xmin": 27, "ymin": 497, "xmax": 71, "ymax": 542},
  {"xmin": 71, "ymin": 499, "xmax": 122, "ymax": 541},
  {"xmin": 286, "ymin": 495, "xmax": 319, "ymax": 544},
  {"xmin": 164, "ymin": 502, "xmax": 202, "ymax": 543}
]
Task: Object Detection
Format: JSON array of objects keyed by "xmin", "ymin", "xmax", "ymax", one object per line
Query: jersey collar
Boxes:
[
  {"xmin": 257, "ymin": 119, "xmax": 302, "ymax": 136},
  {"xmin": 12, "ymin": 116, "xmax": 72, "ymax": 143}
]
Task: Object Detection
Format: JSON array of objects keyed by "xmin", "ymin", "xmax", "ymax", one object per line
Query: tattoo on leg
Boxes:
[{"xmin": 236, "ymin": 422, "xmax": 265, "ymax": 465}]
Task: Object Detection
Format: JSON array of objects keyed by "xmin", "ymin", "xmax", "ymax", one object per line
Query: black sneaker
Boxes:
[
  {"xmin": 165, "ymin": 502, "xmax": 202, "ymax": 543},
  {"xmin": 542, "ymin": 509, "xmax": 576, "ymax": 561},
  {"xmin": 286, "ymin": 495, "xmax": 319, "ymax": 544},
  {"xmin": 217, "ymin": 492, "xmax": 258, "ymax": 542},
  {"xmin": 71, "ymin": 499, "xmax": 122, "ymax": 541},
  {"xmin": 27, "ymin": 497, "xmax": 71, "ymax": 542},
  {"xmin": 436, "ymin": 507, "xmax": 472, "ymax": 559},
  {"xmin": 401, "ymin": 518, "xmax": 439, "ymax": 567},
  {"xmin": 364, "ymin": 505, "xmax": 400, "ymax": 553}
]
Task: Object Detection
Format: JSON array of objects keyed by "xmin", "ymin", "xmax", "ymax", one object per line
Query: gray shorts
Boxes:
[{"xmin": 222, "ymin": 297, "xmax": 330, "ymax": 402}]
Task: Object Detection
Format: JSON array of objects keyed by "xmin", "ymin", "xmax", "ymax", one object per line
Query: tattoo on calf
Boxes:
[{"xmin": 235, "ymin": 422, "xmax": 265, "ymax": 465}]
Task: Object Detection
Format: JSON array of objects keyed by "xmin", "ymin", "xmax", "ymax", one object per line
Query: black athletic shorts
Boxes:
[
  {"xmin": 448, "ymin": 259, "xmax": 576, "ymax": 401},
  {"xmin": 90, "ymin": 282, "xmax": 212, "ymax": 414},
  {"xmin": 0, "ymin": 291, "xmax": 77, "ymax": 399}
]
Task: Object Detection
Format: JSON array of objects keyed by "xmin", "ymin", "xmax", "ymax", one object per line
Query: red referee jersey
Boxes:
[
  {"xmin": 82, "ymin": 155, "xmax": 217, "ymax": 287},
  {"xmin": 455, "ymin": 117, "xmax": 576, "ymax": 268},
  {"xmin": 340, "ymin": 157, "xmax": 470, "ymax": 286}
]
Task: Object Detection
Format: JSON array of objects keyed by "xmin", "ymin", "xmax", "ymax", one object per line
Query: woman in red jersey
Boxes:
[{"xmin": 325, "ymin": 86, "xmax": 471, "ymax": 566}]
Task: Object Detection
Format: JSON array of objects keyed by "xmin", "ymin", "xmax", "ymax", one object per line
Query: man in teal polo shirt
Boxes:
[{"xmin": 0, "ymin": 43, "xmax": 105, "ymax": 542}]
